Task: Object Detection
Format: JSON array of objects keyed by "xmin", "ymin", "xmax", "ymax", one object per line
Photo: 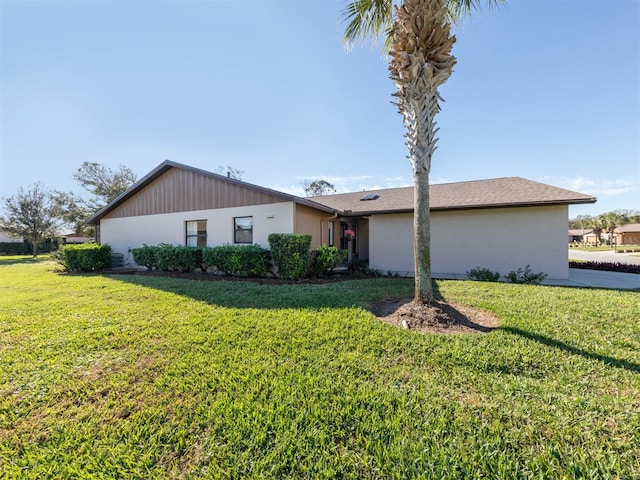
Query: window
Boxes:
[
  {"xmin": 234, "ymin": 216, "xmax": 253, "ymax": 244},
  {"xmin": 186, "ymin": 220, "xmax": 207, "ymax": 246},
  {"xmin": 328, "ymin": 221, "xmax": 335, "ymax": 246}
]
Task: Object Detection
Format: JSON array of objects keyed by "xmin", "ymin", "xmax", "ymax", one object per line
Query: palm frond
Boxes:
[
  {"xmin": 341, "ymin": 0, "xmax": 505, "ymax": 50},
  {"xmin": 341, "ymin": 0, "xmax": 394, "ymax": 51}
]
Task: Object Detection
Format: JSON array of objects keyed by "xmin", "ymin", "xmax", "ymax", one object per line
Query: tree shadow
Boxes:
[
  {"xmin": 106, "ymin": 271, "xmax": 397, "ymax": 311},
  {"xmin": 500, "ymin": 326, "xmax": 640, "ymax": 373},
  {"xmin": 0, "ymin": 256, "xmax": 49, "ymax": 266}
]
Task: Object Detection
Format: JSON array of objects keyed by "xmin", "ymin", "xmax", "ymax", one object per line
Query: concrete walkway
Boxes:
[{"xmin": 543, "ymin": 269, "xmax": 639, "ymax": 290}]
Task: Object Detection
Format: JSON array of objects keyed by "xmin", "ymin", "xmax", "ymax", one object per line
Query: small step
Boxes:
[{"xmin": 111, "ymin": 253, "xmax": 125, "ymax": 268}]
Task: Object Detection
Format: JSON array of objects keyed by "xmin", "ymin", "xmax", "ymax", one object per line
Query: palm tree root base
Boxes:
[{"xmin": 370, "ymin": 298, "xmax": 498, "ymax": 334}]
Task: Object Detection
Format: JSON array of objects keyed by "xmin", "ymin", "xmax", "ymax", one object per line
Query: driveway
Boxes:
[{"xmin": 568, "ymin": 248, "xmax": 640, "ymax": 266}]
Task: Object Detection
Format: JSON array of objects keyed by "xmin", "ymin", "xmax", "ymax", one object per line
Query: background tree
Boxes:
[
  {"xmin": 303, "ymin": 179, "xmax": 337, "ymax": 197},
  {"xmin": 0, "ymin": 183, "xmax": 61, "ymax": 257},
  {"xmin": 51, "ymin": 162, "xmax": 137, "ymax": 235},
  {"xmin": 216, "ymin": 166, "xmax": 244, "ymax": 180},
  {"xmin": 51, "ymin": 191, "xmax": 93, "ymax": 236},
  {"xmin": 343, "ymin": 0, "xmax": 503, "ymax": 304},
  {"xmin": 73, "ymin": 162, "xmax": 137, "ymax": 209}
]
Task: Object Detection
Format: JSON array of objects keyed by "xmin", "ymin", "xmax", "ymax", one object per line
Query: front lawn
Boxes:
[{"xmin": 1, "ymin": 258, "xmax": 638, "ymax": 478}]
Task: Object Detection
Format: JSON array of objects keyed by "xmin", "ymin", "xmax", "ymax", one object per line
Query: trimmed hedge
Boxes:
[
  {"xmin": 58, "ymin": 244, "xmax": 112, "ymax": 272},
  {"xmin": 268, "ymin": 233, "xmax": 311, "ymax": 280},
  {"xmin": 131, "ymin": 245, "xmax": 161, "ymax": 270},
  {"xmin": 155, "ymin": 245, "xmax": 203, "ymax": 272},
  {"xmin": 202, "ymin": 244, "xmax": 270, "ymax": 276},
  {"xmin": 0, "ymin": 242, "xmax": 30, "ymax": 255},
  {"xmin": 570, "ymin": 260, "xmax": 640, "ymax": 274},
  {"xmin": 309, "ymin": 245, "xmax": 347, "ymax": 277}
]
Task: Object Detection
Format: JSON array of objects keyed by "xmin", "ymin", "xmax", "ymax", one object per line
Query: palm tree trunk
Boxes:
[
  {"xmin": 414, "ymin": 165, "xmax": 432, "ymax": 303},
  {"xmin": 389, "ymin": 0, "xmax": 456, "ymax": 304}
]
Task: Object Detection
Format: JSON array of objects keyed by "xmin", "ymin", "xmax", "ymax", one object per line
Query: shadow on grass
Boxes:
[
  {"xmin": 0, "ymin": 255, "xmax": 50, "ymax": 265},
  {"xmin": 107, "ymin": 271, "xmax": 416, "ymax": 311},
  {"xmin": 501, "ymin": 326, "xmax": 640, "ymax": 373}
]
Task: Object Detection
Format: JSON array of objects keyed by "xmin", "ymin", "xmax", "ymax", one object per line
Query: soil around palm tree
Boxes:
[{"xmin": 368, "ymin": 298, "xmax": 498, "ymax": 334}]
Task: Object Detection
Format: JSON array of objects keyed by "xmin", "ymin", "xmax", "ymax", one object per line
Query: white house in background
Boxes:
[
  {"xmin": 88, "ymin": 160, "xmax": 596, "ymax": 279},
  {"xmin": 0, "ymin": 229, "xmax": 23, "ymax": 243}
]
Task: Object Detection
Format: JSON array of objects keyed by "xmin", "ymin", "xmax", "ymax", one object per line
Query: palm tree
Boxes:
[{"xmin": 343, "ymin": 0, "xmax": 503, "ymax": 304}]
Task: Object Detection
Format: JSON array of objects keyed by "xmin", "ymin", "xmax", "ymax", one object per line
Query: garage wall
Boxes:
[
  {"xmin": 369, "ymin": 205, "xmax": 570, "ymax": 279},
  {"xmin": 100, "ymin": 202, "xmax": 294, "ymax": 267}
]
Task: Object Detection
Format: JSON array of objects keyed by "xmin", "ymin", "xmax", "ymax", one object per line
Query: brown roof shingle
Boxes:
[{"xmin": 309, "ymin": 177, "xmax": 596, "ymax": 215}]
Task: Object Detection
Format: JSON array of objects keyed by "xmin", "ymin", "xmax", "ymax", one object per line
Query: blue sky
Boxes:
[{"xmin": 1, "ymin": 0, "xmax": 638, "ymax": 218}]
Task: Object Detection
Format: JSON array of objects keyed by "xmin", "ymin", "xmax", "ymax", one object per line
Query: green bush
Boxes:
[
  {"xmin": 131, "ymin": 244, "xmax": 160, "ymax": 270},
  {"xmin": 58, "ymin": 244, "xmax": 112, "ymax": 272},
  {"xmin": 155, "ymin": 245, "xmax": 202, "ymax": 272},
  {"xmin": 505, "ymin": 265, "xmax": 547, "ymax": 284},
  {"xmin": 268, "ymin": 233, "xmax": 311, "ymax": 280},
  {"xmin": 348, "ymin": 259, "xmax": 381, "ymax": 277},
  {"xmin": 202, "ymin": 244, "xmax": 270, "ymax": 276},
  {"xmin": 467, "ymin": 267, "xmax": 501, "ymax": 282},
  {"xmin": 0, "ymin": 242, "xmax": 30, "ymax": 255},
  {"xmin": 309, "ymin": 245, "xmax": 347, "ymax": 276}
]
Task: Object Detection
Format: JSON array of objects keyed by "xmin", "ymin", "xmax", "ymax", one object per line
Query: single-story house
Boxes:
[
  {"xmin": 568, "ymin": 229, "xmax": 592, "ymax": 243},
  {"xmin": 61, "ymin": 234, "xmax": 94, "ymax": 245},
  {"xmin": 88, "ymin": 160, "xmax": 596, "ymax": 279},
  {"xmin": 0, "ymin": 229, "xmax": 23, "ymax": 243},
  {"xmin": 614, "ymin": 224, "xmax": 640, "ymax": 245}
]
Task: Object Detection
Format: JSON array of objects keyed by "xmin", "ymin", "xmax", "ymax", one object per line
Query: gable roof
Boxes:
[
  {"xmin": 87, "ymin": 160, "xmax": 333, "ymax": 224},
  {"xmin": 88, "ymin": 162, "xmax": 596, "ymax": 224},
  {"xmin": 309, "ymin": 177, "xmax": 596, "ymax": 216},
  {"xmin": 614, "ymin": 223, "xmax": 640, "ymax": 233}
]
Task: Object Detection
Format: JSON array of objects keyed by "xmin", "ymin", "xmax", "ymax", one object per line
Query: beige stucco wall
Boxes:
[
  {"xmin": 100, "ymin": 202, "xmax": 295, "ymax": 266},
  {"xmin": 369, "ymin": 205, "xmax": 570, "ymax": 279},
  {"xmin": 294, "ymin": 205, "xmax": 332, "ymax": 251}
]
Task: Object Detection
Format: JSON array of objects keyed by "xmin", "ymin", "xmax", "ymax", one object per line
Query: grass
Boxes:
[
  {"xmin": 1, "ymin": 257, "xmax": 639, "ymax": 479},
  {"xmin": 570, "ymin": 244, "xmax": 640, "ymax": 253}
]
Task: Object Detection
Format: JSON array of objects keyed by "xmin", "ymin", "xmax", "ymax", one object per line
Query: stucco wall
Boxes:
[
  {"xmin": 100, "ymin": 202, "xmax": 295, "ymax": 266},
  {"xmin": 294, "ymin": 204, "xmax": 332, "ymax": 251},
  {"xmin": 369, "ymin": 205, "xmax": 570, "ymax": 279}
]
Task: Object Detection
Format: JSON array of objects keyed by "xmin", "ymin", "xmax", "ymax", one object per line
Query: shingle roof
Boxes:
[
  {"xmin": 614, "ymin": 223, "xmax": 640, "ymax": 233},
  {"xmin": 308, "ymin": 177, "xmax": 596, "ymax": 215}
]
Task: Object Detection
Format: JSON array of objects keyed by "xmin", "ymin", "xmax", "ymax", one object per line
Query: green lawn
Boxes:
[{"xmin": 1, "ymin": 257, "xmax": 639, "ymax": 479}]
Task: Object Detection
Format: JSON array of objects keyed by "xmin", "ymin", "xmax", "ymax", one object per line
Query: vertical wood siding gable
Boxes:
[{"xmin": 104, "ymin": 168, "xmax": 287, "ymax": 218}]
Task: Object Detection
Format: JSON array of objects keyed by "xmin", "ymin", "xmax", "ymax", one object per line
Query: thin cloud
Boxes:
[{"xmin": 542, "ymin": 176, "xmax": 637, "ymax": 197}]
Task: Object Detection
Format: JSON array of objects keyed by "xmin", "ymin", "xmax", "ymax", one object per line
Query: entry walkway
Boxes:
[{"xmin": 544, "ymin": 269, "xmax": 639, "ymax": 290}]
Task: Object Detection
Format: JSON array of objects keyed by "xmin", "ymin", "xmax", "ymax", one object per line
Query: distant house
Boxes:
[
  {"xmin": 614, "ymin": 224, "xmax": 640, "ymax": 245},
  {"xmin": 0, "ymin": 229, "xmax": 23, "ymax": 243},
  {"xmin": 569, "ymin": 229, "xmax": 592, "ymax": 243},
  {"xmin": 88, "ymin": 160, "xmax": 596, "ymax": 279},
  {"xmin": 61, "ymin": 234, "xmax": 94, "ymax": 245}
]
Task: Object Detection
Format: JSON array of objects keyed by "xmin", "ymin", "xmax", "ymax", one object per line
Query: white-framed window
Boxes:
[
  {"xmin": 328, "ymin": 221, "xmax": 335, "ymax": 246},
  {"xmin": 186, "ymin": 220, "xmax": 207, "ymax": 246},
  {"xmin": 234, "ymin": 216, "xmax": 253, "ymax": 244}
]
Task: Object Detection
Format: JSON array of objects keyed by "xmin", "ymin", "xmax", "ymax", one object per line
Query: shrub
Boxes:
[
  {"xmin": 0, "ymin": 242, "xmax": 30, "ymax": 255},
  {"xmin": 131, "ymin": 244, "xmax": 160, "ymax": 270},
  {"xmin": 58, "ymin": 243, "xmax": 112, "ymax": 272},
  {"xmin": 505, "ymin": 265, "xmax": 547, "ymax": 284},
  {"xmin": 467, "ymin": 267, "xmax": 501, "ymax": 282},
  {"xmin": 268, "ymin": 233, "xmax": 311, "ymax": 280},
  {"xmin": 309, "ymin": 245, "xmax": 347, "ymax": 276},
  {"xmin": 155, "ymin": 245, "xmax": 201, "ymax": 272},
  {"xmin": 348, "ymin": 259, "xmax": 382, "ymax": 277},
  {"xmin": 202, "ymin": 244, "xmax": 270, "ymax": 276},
  {"xmin": 569, "ymin": 260, "xmax": 640, "ymax": 274}
]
